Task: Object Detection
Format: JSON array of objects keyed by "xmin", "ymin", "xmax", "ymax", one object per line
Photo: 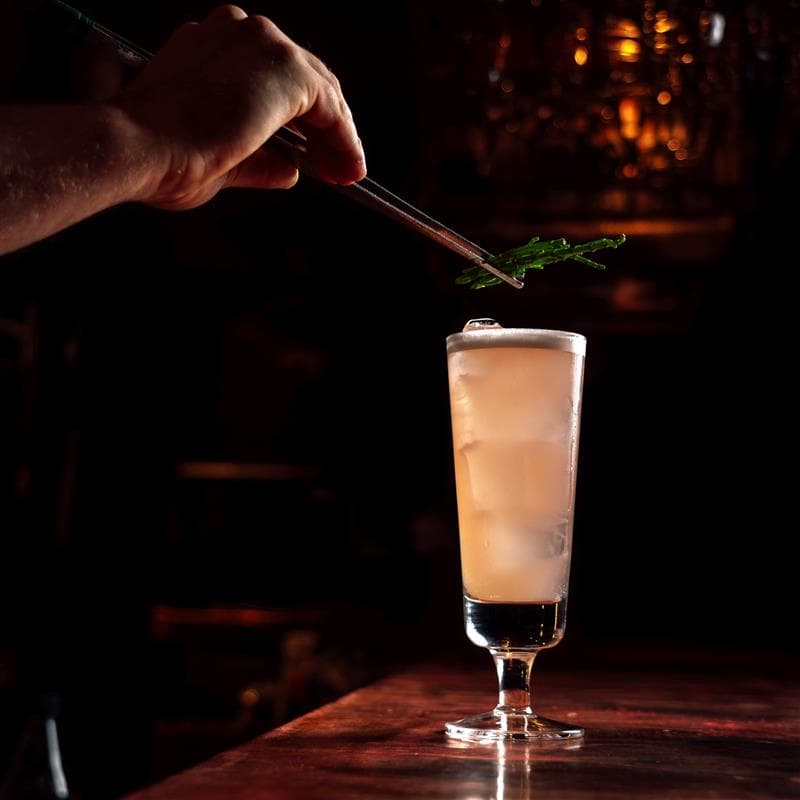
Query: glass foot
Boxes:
[{"xmin": 445, "ymin": 710, "xmax": 584, "ymax": 742}]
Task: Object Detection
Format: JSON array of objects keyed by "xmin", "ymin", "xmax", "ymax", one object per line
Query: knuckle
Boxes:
[
  {"xmin": 320, "ymin": 68, "xmax": 350, "ymax": 113},
  {"xmin": 169, "ymin": 20, "xmax": 199, "ymax": 42},
  {"xmin": 329, "ymin": 73, "xmax": 342, "ymax": 94},
  {"xmin": 331, "ymin": 85, "xmax": 350, "ymax": 117},
  {"xmin": 212, "ymin": 4, "xmax": 246, "ymax": 21},
  {"xmin": 243, "ymin": 14, "xmax": 278, "ymax": 38},
  {"xmin": 244, "ymin": 17, "xmax": 298, "ymax": 64},
  {"xmin": 265, "ymin": 38, "xmax": 297, "ymax": 67}
]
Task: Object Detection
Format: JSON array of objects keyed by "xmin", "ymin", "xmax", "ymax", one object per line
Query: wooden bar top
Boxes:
[{"xmin": 126, "ymin": 650, "xmax": 799, "ymax": 799}]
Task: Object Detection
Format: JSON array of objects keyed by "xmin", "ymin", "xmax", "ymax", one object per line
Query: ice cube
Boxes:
[
  {"xmin": 450, "ymin": 347, "xmax": 578, "ymax": 445},
  {"xmin": 457, "ymin": 441, "xmax": 526, "ymax": 511},
  {"xmin": 457, "ymin": 440, "xmax": 571, "ymax": 514},
  {"xmin": 480, "ymin": 509, "xmax": 569, "ymax": 565},
  {"xmin": 463, "ymin": 318, "xmax": 503, "ymax": 331},
  {"xmin": 464, "ymin": 509, "xmax": 571, "ymax": 600},
  {"xmin": 518, "ymin": 441, "xmax": 572, "ymax": 513}
]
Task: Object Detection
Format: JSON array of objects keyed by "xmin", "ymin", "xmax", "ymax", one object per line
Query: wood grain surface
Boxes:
[{"xmin": 125, "ymin": 651, "xmax": 799, "ymax": 799}]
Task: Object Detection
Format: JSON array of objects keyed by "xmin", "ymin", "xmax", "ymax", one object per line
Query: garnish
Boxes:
[{"xmin": 457, "ymin": 234, "xmax": 626, "ymax": 289}]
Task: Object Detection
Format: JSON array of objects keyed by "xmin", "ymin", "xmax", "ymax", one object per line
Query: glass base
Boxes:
[{"xmin": 445, "ymin": 710, "xmax": 584, "ymax": 742}]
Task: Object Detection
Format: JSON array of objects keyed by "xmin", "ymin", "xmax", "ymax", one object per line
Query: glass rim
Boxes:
[{"xmin": 446, "ymin": 328, "xmax": 586, "ymax": 356}]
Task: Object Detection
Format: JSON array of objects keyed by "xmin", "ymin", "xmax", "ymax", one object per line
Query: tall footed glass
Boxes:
[{"xmin": 445, "ymin": 319, "xmax": 585, "ymax": 741}]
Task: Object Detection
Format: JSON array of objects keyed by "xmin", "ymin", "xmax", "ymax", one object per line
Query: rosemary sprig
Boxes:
[{"xmin": 457, "ymin": 233, "xmax": 626, "ymax": 289}]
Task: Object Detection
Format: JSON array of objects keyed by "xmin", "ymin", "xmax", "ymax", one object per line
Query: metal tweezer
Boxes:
[
  {"xmin": 45, "ymin": 0, "xmax": 523, "ymax": 289},
  {"xmin": 269, "ymin": 130, "xmax": 523, "ymax": 288}
]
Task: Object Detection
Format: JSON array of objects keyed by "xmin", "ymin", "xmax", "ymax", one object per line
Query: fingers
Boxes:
[
  {"xmin": 225, "ymin": 146, "xmax": 300, "ymax": 190},
  {"xmin": 134, "ymin": 4, "xmax": 366, "ymax": 207},
  {"xmin": 294, "ymin": 71, "xmax": 367, "ymax": 184},
  {"xmin": 291, "ymin": 51, "xmax": 366, "ymax": 184},
  {"xmin": 202, "ymin": 8, "xmax": 367, "ymax": 185}
]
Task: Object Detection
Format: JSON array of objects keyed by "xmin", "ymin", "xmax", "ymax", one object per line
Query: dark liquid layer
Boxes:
[{"xmin": 464, "ymin": 596, "xmax": 566, "ymax": 650}]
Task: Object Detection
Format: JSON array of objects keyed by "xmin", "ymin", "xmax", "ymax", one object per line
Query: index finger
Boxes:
[{"xmin": 294, "ymin": 62, "xmax": 366, "ymax": 185}]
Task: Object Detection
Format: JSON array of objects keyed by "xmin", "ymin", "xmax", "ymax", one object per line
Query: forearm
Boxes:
[
  {"xmin": 0, "ymin": 103, "xmax": 161, "ymax": 255},
  {"xmin": 0, "ymin": 7, "xmax": 366, "ymax": 255}
]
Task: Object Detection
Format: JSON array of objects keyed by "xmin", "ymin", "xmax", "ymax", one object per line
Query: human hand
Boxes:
[{"xmin": 111, "ymin": 5, "xmax": 366, "ymax": 209}]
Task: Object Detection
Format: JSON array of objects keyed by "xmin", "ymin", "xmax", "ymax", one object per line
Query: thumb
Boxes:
[{"xmin": 226, "ymin": 146, "xmax": 300, "ymax": 190}]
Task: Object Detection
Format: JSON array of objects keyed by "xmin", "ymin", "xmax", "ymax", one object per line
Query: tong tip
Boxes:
[{"xmin": 479, "ymin": 260, "xmax": 524, "ymax": 290}]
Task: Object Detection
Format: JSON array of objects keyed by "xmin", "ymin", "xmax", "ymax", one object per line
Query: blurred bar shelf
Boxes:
[
  {"xmin": 175, "ymin": 462, "xmax": 320, "ymax": 482},
  {"xmin": 150, "ymin": 605, "xmax": 334, "ymax": 641}
]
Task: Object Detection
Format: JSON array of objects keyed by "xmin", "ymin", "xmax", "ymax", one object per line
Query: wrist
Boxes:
[{"xmin": 97, "ymin": 100, "xmax": 172, "ymax": 205}]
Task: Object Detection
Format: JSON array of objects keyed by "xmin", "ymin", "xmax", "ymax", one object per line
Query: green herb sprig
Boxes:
[{"xmin": 457, "ymin": 233, "xmax": 626, "ymax": 289}]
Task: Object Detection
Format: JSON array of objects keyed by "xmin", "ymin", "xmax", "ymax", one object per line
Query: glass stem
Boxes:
[{"xmin": 491, "ymin": 650, "xmax": 537, "ymax": 715}]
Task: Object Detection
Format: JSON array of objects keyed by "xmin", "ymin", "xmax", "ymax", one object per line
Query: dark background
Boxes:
[{"xmin": 1, "ymin": 0, "xmax": 796, "ymax": 797}]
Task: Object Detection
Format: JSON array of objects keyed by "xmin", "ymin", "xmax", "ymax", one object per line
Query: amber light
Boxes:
[
  {"xmin": 619, "ymin": 97, "xmax": 641, "ymax": 139},
  {"xmin": 617, "ymin": 38, "xmax": 641, "ymax": 62},
  {"xmin": 608, "ymin": 18, "xmax": 642, "ymax": 64}
]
